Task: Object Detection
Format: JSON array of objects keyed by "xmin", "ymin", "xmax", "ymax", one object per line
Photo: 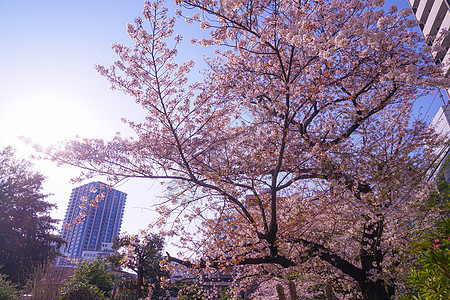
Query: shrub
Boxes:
[
  {"xmin": 58, "ymin": 259, "xmax": 115, "ymax": 300},
  {"xmin": 404, "ymin": 218, "xmax": 450, "ymax": 300},
  {"xmin": 0, "ymin": 274, "xmax": 21, "ymax": 300},
  {"xmin": 58, "ymin": 281, "xmax": 107, "ymax": 300},
  {"xmin": 25, "ymin": 260, "xmax": 72, "ymax": 300},
  {"xmin": 70, "ymin": 259, "xmax": 115, "ymax": 295}
]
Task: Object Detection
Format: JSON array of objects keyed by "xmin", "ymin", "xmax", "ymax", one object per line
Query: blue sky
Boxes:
[
  {"xmin": 0, "ymin": 0, "xmax": 445, "ymax": 239},
  {"xmin": 0, "ymin": 0, "xmax": 169, "ymax": 236}
]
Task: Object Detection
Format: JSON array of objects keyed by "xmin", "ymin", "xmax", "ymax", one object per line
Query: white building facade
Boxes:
[{"xmin": 408, "ymin": 0, "xmax": 450, "ymax": 76}]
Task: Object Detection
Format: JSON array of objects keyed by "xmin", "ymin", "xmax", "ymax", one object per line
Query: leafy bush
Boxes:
[
  {"xmin": 58, "ymin": 259, "xmax": 115, "ymax": 300},
  {"xmin": 404, "ymin": 218, "xmax": 450, "ymax": 300},
  {"xmin": 58, "ymin": 281, "xmax": 107, "ymax": 300},
  {"xmin": 70, "ymin": 259, "xmax": 115, "ymax": 294},
  {"xmin": 0, "ymin": 273, "xmax": 21, "ymax": 300}
]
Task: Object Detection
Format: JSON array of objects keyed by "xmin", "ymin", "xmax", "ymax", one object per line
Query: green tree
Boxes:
[
  {"xmin": 403, "ymin": 217, "xmax": 450, "ymax": 300},
  {"xmin": 58, "ymin": 281, "xmax": 108, "ymax": 300},
  {"xmin": 0, "ymin": 273, "xmax": 21, "ymax": 300},
  {"xmin": 109, "ymin": 232, "xmax": 169, "ymax": 299},
  {"xmin": 399, "ymin": 160, "xmax": 450, "ymax": 300},
  {"xmin": 59, "ymin": 259, "xmax": 115, "ymax": 300},
  {"xmin": 0, "ymin": 146, "xmax": 65, "ymax": 285}
]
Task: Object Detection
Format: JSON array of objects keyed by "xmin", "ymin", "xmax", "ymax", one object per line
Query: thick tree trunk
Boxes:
[
  {"xmin": 276, "ymin": 284, "xmax": 287, "ymax": 300},
  {"xmin": 137, "ymin": 267, "xmax": 144, "ymax": 299},
  {"xmin": 294, "ymin": 216, "xmax": 396, "ymax": 300},
  {"xmin": 359, "ymin": 280, "xmax": 394, "ymax": 300},
  {"xmin": 358, "ymin": 217, "xmax": 394, "ymax": 300}
]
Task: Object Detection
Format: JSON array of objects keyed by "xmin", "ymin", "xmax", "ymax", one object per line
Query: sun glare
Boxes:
[{"xmin": 2, "ymin": 95, "xmax": 96, "ymax": 150}]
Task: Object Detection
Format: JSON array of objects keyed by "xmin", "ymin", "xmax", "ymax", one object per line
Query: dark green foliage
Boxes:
[
  {"xmin": 58, "ymin": 281, "xmax": 108, "ymax": 300},
  {"xmin": 112, "ymin": 276, "xmax": 141, "ymax": 300},
  {"xmin": 404, "ymin": 218, "xmax": 450, "ymax": 300},
  {"xmin": 108, "ymin": 233, "xmax": 169, "ymax": 299},
  {"xmin": 0, "ymin": 146, "xmax": 65, "ymax": 285},
  {"xmin": 399, "ymin": 161, "xmax": 450, "ymax": 300},
  {"xmin": 0, "ymin": 273, "xmax": 21, "ymax": 300},
  {"xmin": 65, "ymin": 259, "xmax": 115, "ymax": 296},
  {"xmin": 58, "ymin": 259, "xmax": 115, "ymax": 300}
]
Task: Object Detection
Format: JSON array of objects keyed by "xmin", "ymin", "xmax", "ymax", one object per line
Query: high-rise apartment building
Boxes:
[
  {"xmin": 429, "ymin": 104, "xmax": 450, "ymax": 177},
  {"xmin": 59, "ymin": 181, "xmax": 126, "ymax": 264},
  {"xmin": 408, "ymin": 0, "xmax": 450, "ymax": 77},
  {"xmin": 408, "ymin": 1, "xmax": 450, "ymax": 172}
]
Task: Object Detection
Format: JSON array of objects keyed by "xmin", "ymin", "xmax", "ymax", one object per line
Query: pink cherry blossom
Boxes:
[{"xmin": 37, "ymin": 1, "xmax": 450, "ymax": 299}]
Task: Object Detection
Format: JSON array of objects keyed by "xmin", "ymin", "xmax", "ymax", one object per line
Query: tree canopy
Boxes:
[
  {"xmin": 40, "ymin": 0, "xmax": 450, "ymax": 299},
  {"xmin": 109, "ymin": 232, "xmax": 168, "ymax": 299},
  {"xmin": 0, "ymin": 146, "xmax": 65, "ymax": 285}
]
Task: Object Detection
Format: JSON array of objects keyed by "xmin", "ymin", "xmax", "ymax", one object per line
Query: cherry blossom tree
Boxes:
[{"xmin": 40, "ymin": 0, "xmax": 450, "ymax": 299}]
